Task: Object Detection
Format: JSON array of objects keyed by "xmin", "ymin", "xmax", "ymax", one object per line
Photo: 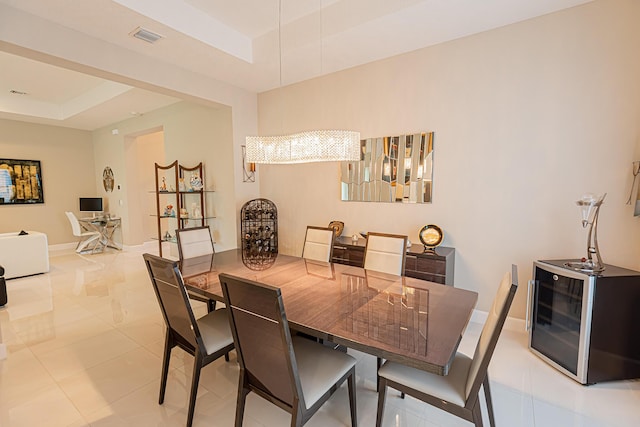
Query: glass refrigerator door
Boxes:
[{"xmin": 530, "ymin": 264, "xmax": 594, "ymax": 381}]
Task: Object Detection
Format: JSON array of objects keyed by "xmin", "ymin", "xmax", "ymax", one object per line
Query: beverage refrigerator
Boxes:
[{"xmin": 528, "ymin": 260, "xmax": 640, "ymax": 384}]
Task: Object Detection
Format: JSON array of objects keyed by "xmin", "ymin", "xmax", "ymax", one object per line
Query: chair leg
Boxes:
[
  {"xmin": 290, "ymin": 399, "xmax": 302, "ymax": 427},
  {"xmin": 235, "ymin": 372, "xmax": 249, "ymax": 427},
  {"xmin": 224, "ymin": 352, "xmax": 230, "ymax": 362},
  {"xmin": 348, "ymin": 371, "xmax": 357, "ymax": 427},
  {"xmin": 376, "ymin": 357, "xmax": 382, "ymax": 392},
  {"xmin": 483, "ymin": 376, "xmax": 496, "ymax": 427},
  {"xmin": 472, "ymin": 398, "xmax": 484, "ymax": 427},
  {"xmin": 159, "ymin": 331, "xmax": 172, "ymax": 404},
  {"xmin": 375, "ymin": 378, "xmax": 387, "ymax": 427},
  {"xmin": 186, "ymin": 352, "xmax": 203, "ymax": 427}
]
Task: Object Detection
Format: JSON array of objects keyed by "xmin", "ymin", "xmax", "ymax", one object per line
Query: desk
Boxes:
[
  {"xmin": 79, "ymin": 217, "xmax": 122, "ymax": 250},
  {"xmin": 181, "ymin": 249, "xmax": 477, "ymax": 375}
]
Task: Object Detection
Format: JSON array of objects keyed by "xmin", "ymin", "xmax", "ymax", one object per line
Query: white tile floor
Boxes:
[{"xmin": 1, "ymin": 247, "xmax": 638, "ymax": 426}]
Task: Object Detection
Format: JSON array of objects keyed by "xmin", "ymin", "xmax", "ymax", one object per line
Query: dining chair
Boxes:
[
  {"xmin": 219, "ymin": 273, "xmax": 358, "ymax": 427},
  {"xmin": 376, "ymin": 265, "xmax": 519, "ymax": 427},
  {"xmin": 363, "ymin": 232, "xmax": 408, "ymax": 276},
  {"xmin": 364, "ymin": 231, "xmax": 408, "ymax": 386},
  {"xmin": 175, "ymin": 226, "xmax": 217, "ymax": 312},
  {"xmin": 143, "ymin": 253, "xmax": 234, "ymax": 427},
  {"xmin": 176, "ymin": 225, "xmax": 215, "ymax": 259},
  {"xmin": 301, "ymin": 225, "xmax": 335, "ymax": 262},
  {"xmin": 65, "ymin": 211, "xmax": 102, "ymax": 253}
]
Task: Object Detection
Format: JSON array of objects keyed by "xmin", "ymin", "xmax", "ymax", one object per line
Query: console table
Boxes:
[{"xmin": 332, "ymin": 236, "xmax": 455, "ymax": 285}]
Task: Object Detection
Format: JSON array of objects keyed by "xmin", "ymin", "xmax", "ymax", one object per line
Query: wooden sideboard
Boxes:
[{"xmin": 332, "ymin": 236, "xmax": 455, "ymax": 285}]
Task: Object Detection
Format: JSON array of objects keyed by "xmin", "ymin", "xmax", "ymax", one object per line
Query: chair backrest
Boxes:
[
  {"xmin": 219, "ymin": 273, "xmax": 305, "ymax": 410},
  {"xmin": 302, "ymin": 226, "xmax": 335, "ymax": 262},
  {"xmin": 143, "ymin": 253, "xmax": 203, "ymax": 353},
  {"xmin": 176, "ymin": 226, "xmax": 214, "ymax": 259},
  {"xmin": 363, "ymin": 232, "xmax": 408, "ymax": 276},
  {"xmin": 65, "ymin": 211, "xmax": 83, "ymax": 236},
  {"xmin": 464, "ymin": 264, "xmax": 518, "ymax": 402}
]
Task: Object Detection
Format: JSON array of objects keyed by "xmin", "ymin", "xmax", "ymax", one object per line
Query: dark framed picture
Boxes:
[{"xmin": 0, "ymin": 159, "xmax": 44, "ymax": 204}]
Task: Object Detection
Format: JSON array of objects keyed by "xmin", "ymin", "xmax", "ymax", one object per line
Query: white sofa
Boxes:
[{"xmin": 0, "ymin": 231, "xmax": 49, "ymax": 279}]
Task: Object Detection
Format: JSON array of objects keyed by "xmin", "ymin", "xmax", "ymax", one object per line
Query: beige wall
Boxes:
[
  {"xmin": 0, "ymin": 118, "xmax": 96, "ymax": 244},
  {"xmin": 256, "ymin": 0, "xmax": 640, "ymax": 316},
  {"xmin": 91, "ymin": 102, "xmax": 238, "ymax": 250}
]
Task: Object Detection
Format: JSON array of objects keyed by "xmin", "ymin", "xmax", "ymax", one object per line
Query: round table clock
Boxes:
[{"xmin": 419, "ymin": 224, "xmax": 443, "ymax": 251}]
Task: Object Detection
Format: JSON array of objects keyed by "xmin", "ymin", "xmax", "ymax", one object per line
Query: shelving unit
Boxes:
[{"xmin": 153, "ymin": 161, "xmax": 214, "ymax": 257}]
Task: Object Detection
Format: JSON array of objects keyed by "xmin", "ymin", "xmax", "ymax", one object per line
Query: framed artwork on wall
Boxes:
[{"xmin": 0, "ymin": 159, "xmax": 44, "ymax": 205}]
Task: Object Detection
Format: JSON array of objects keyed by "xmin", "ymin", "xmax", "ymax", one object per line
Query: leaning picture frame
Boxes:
[{"xmin": 0, "ymin": 159, "xmax": 44, "ymax": 204}]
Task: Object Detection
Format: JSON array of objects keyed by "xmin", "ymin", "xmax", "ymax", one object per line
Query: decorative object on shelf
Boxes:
[
  {"xmin": 0, "ymin": 158, "xmax": 44, "ymax": 205},
  {"xmin": 241, "ymin": 198, "xmax": 278, "ymax": 256},
  {"xmin": 328, "ymin": 220, "xmax": 344, "ymax": 237},
  {"xmin": 178, "ymin": 177, "xmax": 186, "ymax": 192},
  {"xmin": 341, "ymin": 132, "xmax": 434, "ymax": 203},
  {"xmin": 351, "ymin": 234, "xmax": 360, "ymax": 244},
  {"xmin": 243, "ymin": 0, "xmax": 359, "ymax": 165},
  {"xmin": 164, "ymin": 231, "xmax": 172, "ymax": 241},
  {"xmin": 241, "ymin": 145, "xmax": 256, "ymax": 182},
  {"xmin": 359, "ymin": 232, "xmax": 367, "ymax": 239},
  {"xmin": 159, "ymin": 176, "xmax": 167, "ymax": 192},
  {"xmin": 102, "ymin": 166, "xmax": 114, "ymax": 192},
  {"xmin": 191, "ymin": 202, "xmax": 201, "ymax": 219},
  {"xmin": 164, "ymin": 204, "xmax": 175, "ymax": 217},
  {"xmin": 565, "ymin": 193, "xmax": 607, "ymax": 273},
  {"xmin": 419, "ymin": 224, "xmax": 443, "ymax": 252},
  {"xmin": 180, "ymin": 208, "xmax": 188, "ymax": 218},
  {"xmin": 189, "ymin": 173, "xmax": 203, "ymax": 191}
]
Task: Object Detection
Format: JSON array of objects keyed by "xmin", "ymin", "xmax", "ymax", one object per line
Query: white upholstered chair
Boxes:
[
  {"xmin": 363, "ymin": 232, "xmax": 408, "ymax": 276},
  {"xmin": 376, "ymin": 265, "xmax": 519, "ymax": 427},
  {"xmin": 302, "ymin": 226, "xmax": 335, "ymax": 262},
  {"xmin": 175, "ymin": 226, "xmax": 217, "ymax": 312},
  {"xmin": 175, "ymin": 226, "xmax": 214, "ymax": 259},
  {"xmin": 65, "ymin": 211, "xmax": 102, "ymax": 253},
  {"xmin": 363, "ymin": 231, "xmax": 409, "ymax": 388}
]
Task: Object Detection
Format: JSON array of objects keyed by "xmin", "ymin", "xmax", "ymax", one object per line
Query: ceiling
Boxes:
[{"xmin": 0, "ymin": 0, "xmax": 593, "ymax": 131}]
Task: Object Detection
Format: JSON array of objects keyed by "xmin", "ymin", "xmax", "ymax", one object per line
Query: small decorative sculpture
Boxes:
[
  {"xmin": 179, "ymin": 177, "xmax": 186, "ymax": 192},
  {"xmin": 160, "ymin": 177, "xmax": 167, "ymax": 191},
  {"xmin": 190, "ymin": 173, "xmax": 203, "ymax": 191},
  {"xmin": 565, "ymin": 193, "xmax": 607, "ymax": 273},
  {"xmin": 164, "ymin": 204, "xmax": 175, "ymax": 217}
]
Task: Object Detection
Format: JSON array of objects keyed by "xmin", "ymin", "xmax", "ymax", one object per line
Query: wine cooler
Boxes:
[{"xmin": 528, "ymin": 260, "xmax": 640, "ymax": 384}]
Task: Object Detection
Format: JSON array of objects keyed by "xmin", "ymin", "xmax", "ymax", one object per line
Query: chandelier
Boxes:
[
  {"xmin": 246, "ymin": 130, "xmax": 360, "ymax": 164},
  {"xmin": 245, "ymin": 0, "xmax": 360, "ymax": 164}
]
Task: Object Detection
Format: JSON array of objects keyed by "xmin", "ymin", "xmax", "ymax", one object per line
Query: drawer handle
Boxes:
[{"xmin": 334, "ymin": 246, "xmax": 347, "ymax": 250}]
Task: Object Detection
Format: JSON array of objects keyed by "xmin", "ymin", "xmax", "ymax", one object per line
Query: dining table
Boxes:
[{"xmin": 180, "ymin": 249, "xmax": 478, "ymax": 376}]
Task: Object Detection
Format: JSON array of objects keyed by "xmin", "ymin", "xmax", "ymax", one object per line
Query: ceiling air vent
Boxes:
[{"xmin": 130, "ymin": 27, "xmax": 163, "ymax": 44}]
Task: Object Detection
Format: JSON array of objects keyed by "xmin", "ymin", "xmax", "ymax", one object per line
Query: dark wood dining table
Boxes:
[{"xmin": 180, "ymin": 249, "xmax": 478, "ymax": 376}]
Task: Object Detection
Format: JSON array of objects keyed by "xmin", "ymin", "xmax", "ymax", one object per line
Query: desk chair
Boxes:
[
  {"xmin": 65, "ymin": 212, "xmax": 102, "ymax": 254},
  {"xmin": 363, "ymin": 232, "xmax": 408, "ymax": 276},
  {"xmin": 143, "ymin": 254, "xmax": 234, "ymax": 427},
  {"xmin": 302, "ymin": 226, "xmax": 335, "ymax": 262},
  {"xmin": 219, "ymin": 273, "xmax": 357, "ymax": 427},
  {"xmin": 376, "ymin": 265, "xmax": 519, "ymax": 427},
  {"xmin": 176, "ymin": 226, "xmax": 217, "ymax": 312}
]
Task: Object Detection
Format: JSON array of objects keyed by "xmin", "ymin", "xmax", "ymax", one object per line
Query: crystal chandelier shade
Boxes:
[{"xmin": 245, "ymin": 130, "xmax": 361, "ymax": 164}]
